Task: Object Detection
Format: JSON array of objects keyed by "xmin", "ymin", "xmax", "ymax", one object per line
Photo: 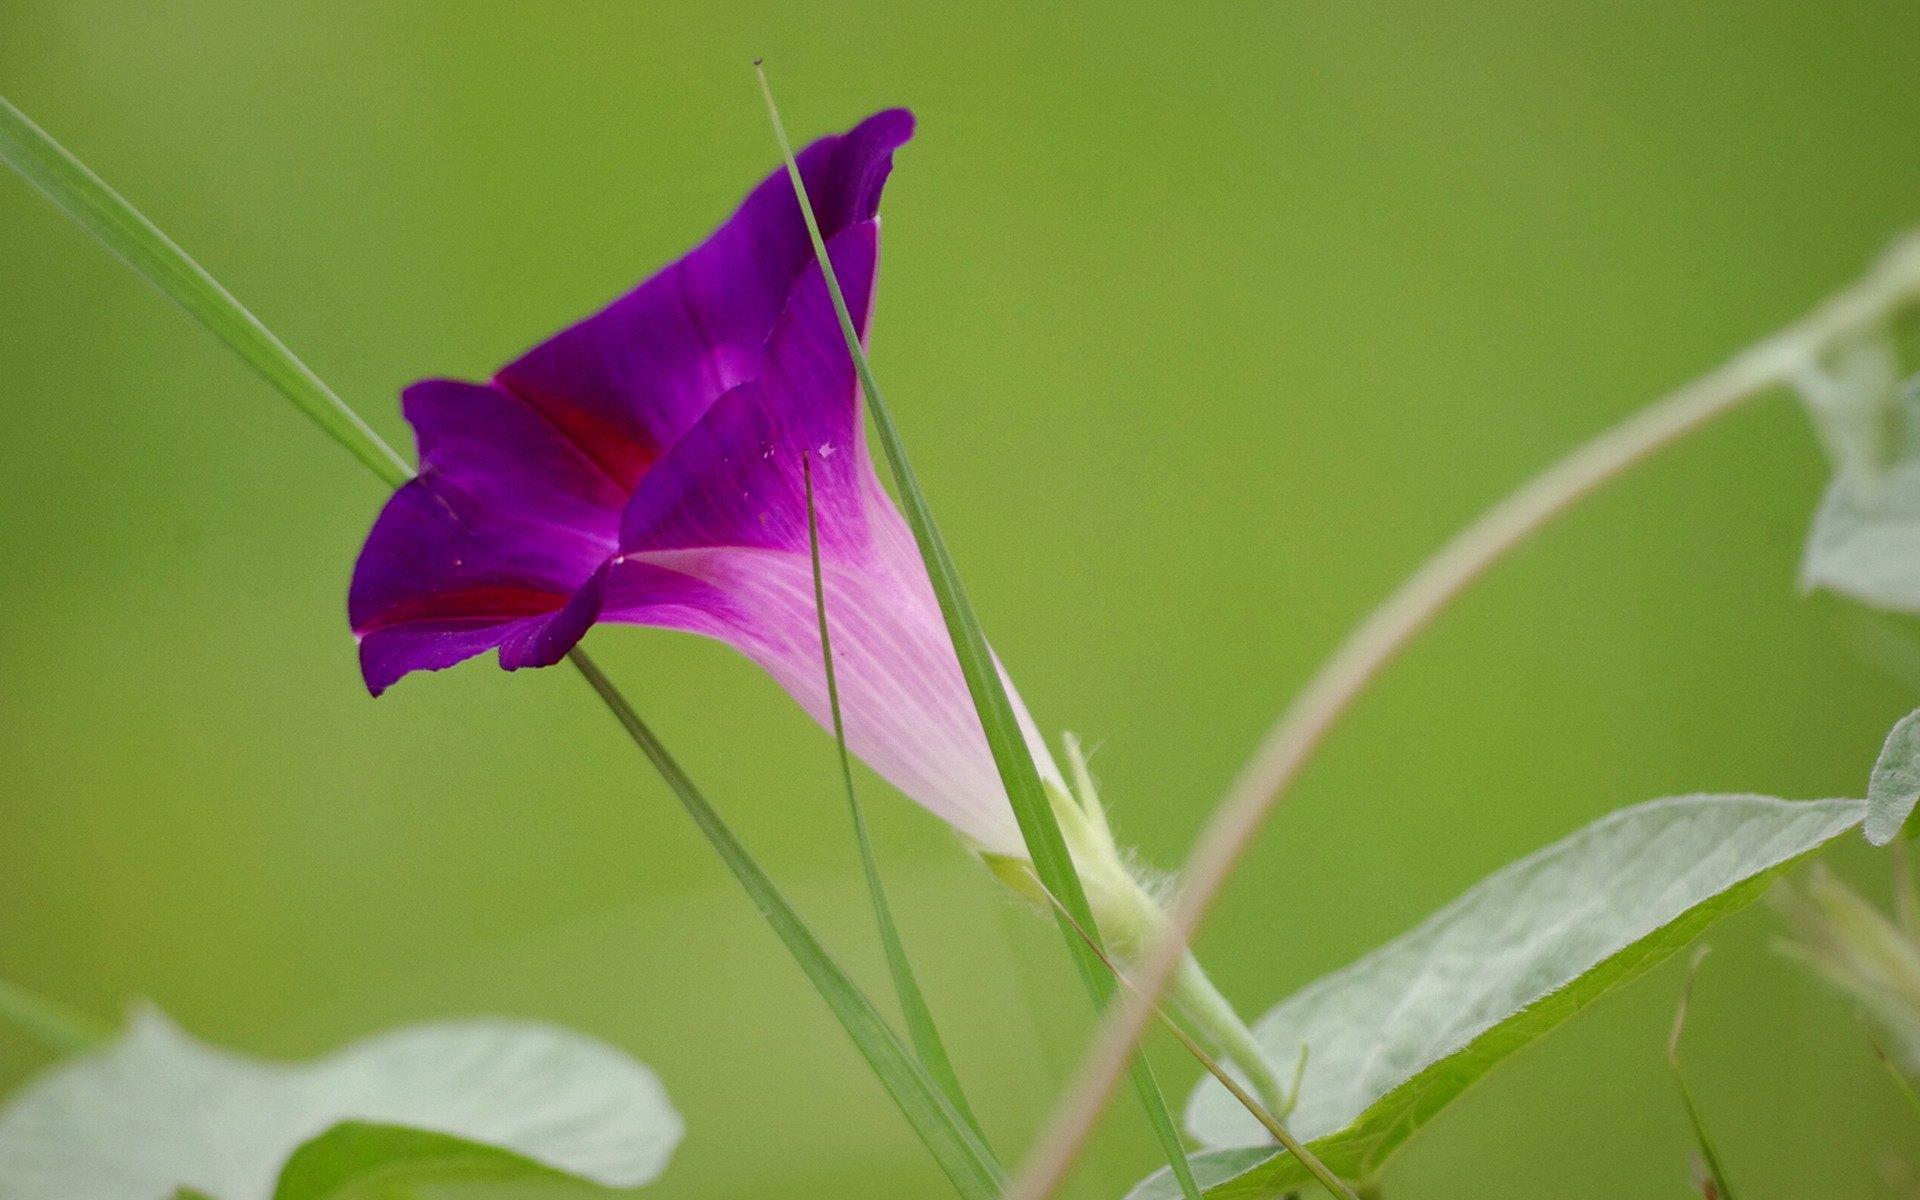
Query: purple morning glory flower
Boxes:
[{"xmin": 350, "ymin": 110, "xmax": 1060, "ymax": 854}]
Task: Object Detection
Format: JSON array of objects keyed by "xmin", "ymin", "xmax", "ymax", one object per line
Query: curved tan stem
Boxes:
[{"xmin": 1009, "ymin": 231, "xmax": 1920, "ymax": 1200}]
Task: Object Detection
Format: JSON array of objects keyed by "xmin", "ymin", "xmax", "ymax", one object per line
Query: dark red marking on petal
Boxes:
[
  {"xmin": 492, "ymin": 374, "xmax": 660, "ymax": 494},
  {"xmin": 354, "ymin": 584, "xmax": 568, "ymax": 636}
]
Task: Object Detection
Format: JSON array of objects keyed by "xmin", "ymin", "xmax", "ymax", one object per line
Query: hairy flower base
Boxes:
[{"xmin": 981, "ymin": 748, "xmax": 1287, "ymax": 1116}]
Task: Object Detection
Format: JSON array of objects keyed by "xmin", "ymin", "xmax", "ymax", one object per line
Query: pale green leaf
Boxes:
[
  {"xmin": 1125, "ymin": 795, "xmax": 1863, "ymax": 1200},
  {"xmin": 0, "ymin": 1006, "xmax": 680, "ymax": 1200},
  {"xmin": 1802, "ymin": 460, "xmax": 1920, "ymax": 611},
  {"xmin": 1868, "ymin": 709, "xmax": 1920, "ymax": 843},
  {"xmin": 1798, "ymin": 352, "xmax": 1920, "ymax": 612}
]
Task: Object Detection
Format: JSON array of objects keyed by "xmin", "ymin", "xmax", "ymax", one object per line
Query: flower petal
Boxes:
[
  {"xmin": 348, "ymin": 379, "xmax": 624, "ymax": 694},
  {"xmin": 349, "ymin": 109, "xmax": 915, "ymax": 697},
  {"xmin": 594, "ymin": 221, "xmax": 1052, "ymax": 852},
  {"xmin": 617, "ymin": 222, "xmax": 879, "ymax": 558},
  {"xmin": 494, "ymin": 109, "xmax": 915, "ymax": 491}
]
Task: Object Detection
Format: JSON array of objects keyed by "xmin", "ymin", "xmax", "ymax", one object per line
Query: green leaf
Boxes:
[
  {"xmin": 0, "ymin": 90, "xmax": 1008, "ymax": 1200},
  {"xmin": 754, "ymin": 67, "xmax": 1200, "ymax": 1200},
  {"xmin": 1868, "ymin": 709, "xmax": 1920, "ymax": 844},
  {"xmin": 1126, "ymin": 795, "xmax": 1863, "ymax": 1200},
  {"xmin": 272, "ymin": 1122, "xmax": 642, "ymax": 1200},
  {"xmin": 0, "ymin": 1005, "xmax": 681, "ymax": 1200},
  {"xmin": 0, "ymin": 94, "xmax": 412, "ymax": 488}
]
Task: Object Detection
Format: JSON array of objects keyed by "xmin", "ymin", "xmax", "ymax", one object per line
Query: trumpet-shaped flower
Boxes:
[
  {"xmin": 349, "ymin": 109, "xmax": 1060, "ymax": 855},
  {"xmin": 351, "ymin": 109, "xmax": 1285, "ymax": 1106}
]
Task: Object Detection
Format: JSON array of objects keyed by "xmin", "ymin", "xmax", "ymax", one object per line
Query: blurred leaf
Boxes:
[
  {"xmin": 1774, "ymin": 865, "xmax": 1920, "ymax": 1075},
  {"xmin": 0, "ymin": 1006, "xmax": 680, "ymax": 1200},
  {"xmin": 1798, "ymin": 351, "xmax": 1920, "ymax": 613},
  {"xmin": 1802, "ymin": 458, "xmax": 1920, "ymax": 612},
  {"xmin": 1869, "ymin": 709, "xmax": 1920, "ymax": 843},
  {"xmin": 1124, "ymin": 795, "xmax": 1862, "ymax": 1200},
  {"xmin": 271, "ymin": 1122, "xmax": 643, "ymax": 1200}
]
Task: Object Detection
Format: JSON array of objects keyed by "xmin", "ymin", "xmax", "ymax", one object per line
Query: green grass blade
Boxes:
[
  {"xmin": 0, "ymin": 97, "xmax": 1006, "ymax": 1200},
  {"xmin": 567, "ymin": 650, "xmax": 1006, "ymax": 1200},
  {"xmin": 1666, "ymin": 947, "xmax": 1737, "ymax": 1200},
  {"xmin": 1868, "ymin": 1037, "xmax": 1920, "ymax": 1126},
  {"xmin": 0, "ymin": 94, "xmax": 412, "ymax": 488},
  {"xmin": 753, "ymin": 64, "xmax": 1201, "ymax": 1200},
  {"xmin": 804, "ymin": 457, "xmax": 990, "ymax": 1147},
  {"xmin": 0, "ymin": 976, "xmax": 112, "ymax": 1056}
]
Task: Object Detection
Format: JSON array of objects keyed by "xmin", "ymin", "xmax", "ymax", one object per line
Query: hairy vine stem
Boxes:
[{"xmin": 1010, "ymin": 231, "xmax": 1920, "ymax": 1200}]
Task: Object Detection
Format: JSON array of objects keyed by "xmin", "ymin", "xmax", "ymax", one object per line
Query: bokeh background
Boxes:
[{"xmin": 5, "ymin": 2, "xmax": 1920, "ymax": 1196}]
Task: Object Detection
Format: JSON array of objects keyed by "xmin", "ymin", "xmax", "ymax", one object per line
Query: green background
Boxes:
[{"xmin": 4, "ymin": 2, "xmax": 1919, "ymax": 1196}]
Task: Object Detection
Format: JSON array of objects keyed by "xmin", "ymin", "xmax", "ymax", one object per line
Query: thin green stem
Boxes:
[
  {"xmin": 1164, "ymin": 955, "xmax": 1287, "ymax": 1117},
  {"xmin": 1019, "ymin": 229, "xmax": 1920, "ymax": 1200},
  {"xmin": 0, "ymin": 976, "xmax": 113, "ymax": 1056},
  {"xmin": 1666, "ymin": 948, "xmax": 1737, "ymax": 1199},
  {"xmin": 567, "ymin": 649, "xmax": 1006, "ymax": 1199},
  {"xmin": 0, "ymin": 95, "xmax": 411, "ymax": 488},
  {"xmin": 804, "ymin": 456, "xmax": 988, "ymax": 1146},
  {"xmin": 754, "ymin": 61, "xmax": 1200, "ymax": 1200}
]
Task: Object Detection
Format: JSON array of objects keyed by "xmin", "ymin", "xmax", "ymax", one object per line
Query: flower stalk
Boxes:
[
  {"xmin": 982, "ymin": 739, "xmax": 1289, "ymax": 1115},
  {"xmin": 1028, "ymin": 880, "xmax": 1358, "ymax": 1200}
]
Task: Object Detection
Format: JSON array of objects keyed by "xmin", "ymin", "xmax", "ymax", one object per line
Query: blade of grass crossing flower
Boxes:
[
  {"xmin": 0, "ymin": 95, "xmax": 412, "ymax": 488},
  {"xmin": 1666, "ymin": 948, "xmax": 1737, "ymax": 1200},
  {"xmin": 0, "ymin": 976, "xmax": 112, "ymax": 1056},
  {"xmin": 753, "ymin": 62, "xmax": 1202, "ymax": 1200},
  {"xmin": 804, "ymin": 456, "xmax": 989, "ymax": 1148},
  {"xmin": 568, "ymin": 650, "xmax": 1005, "ymax": 1200},
  {"xmin": 0, "ymin": 99, "xmax": 1006, "ymax": 1200}
]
